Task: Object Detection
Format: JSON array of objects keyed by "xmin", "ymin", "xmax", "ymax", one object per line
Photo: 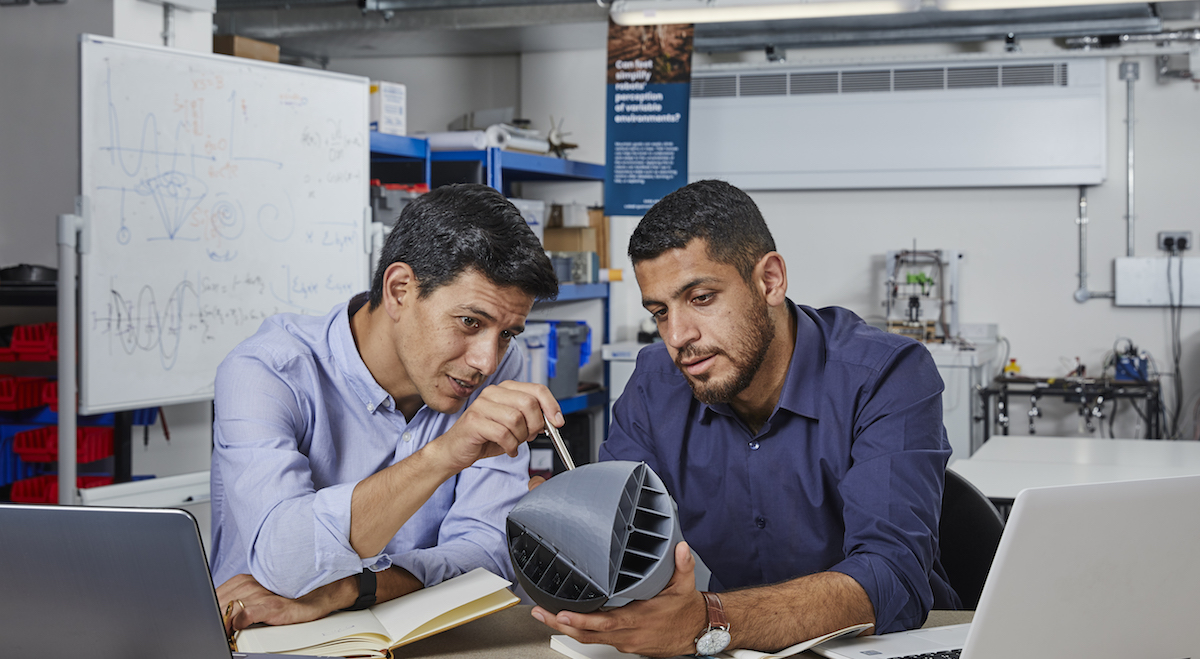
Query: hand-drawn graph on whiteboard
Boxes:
[{"xmin": 79, "ymin": 35, "xmax": 369, "ymax": 414}]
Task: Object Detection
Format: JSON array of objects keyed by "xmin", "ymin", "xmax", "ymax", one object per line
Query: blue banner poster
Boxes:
[{"xmin": 605, "ymin": 21, "xmax": 694, "ymax": 216}]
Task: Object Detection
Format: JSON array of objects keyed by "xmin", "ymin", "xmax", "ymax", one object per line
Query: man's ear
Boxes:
[
  {"xmin": 755, "ymin": 252, "xmax": 788, "ymax": 307},
  {"xmin": 382, "ymin": 262, "xmax": 417, "ymax": 320}
]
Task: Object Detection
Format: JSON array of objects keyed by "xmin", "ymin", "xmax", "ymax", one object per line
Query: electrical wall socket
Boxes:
[{"xmin": 1157, "ymin": 230, "xmax": 1193, "ymax": 252}]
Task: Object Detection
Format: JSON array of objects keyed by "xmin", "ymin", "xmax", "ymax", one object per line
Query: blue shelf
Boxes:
[
  {"xmin": 369, "ymin": 132, "xmax": 429, "ymax": 160},
  {"xmin": 432, "ymin": 148, "xmax": 603, "ymax": 192},
  {"xmin": 538, "ymin": 283, "xmax": 608, "ymax": 305},
  {"xmin": 557, "ymin": 389, "xmax": 607, "ymax": 415},
  {"xmin": 492, "ymin": 150, "xmax": 605, "ymax": 182}
]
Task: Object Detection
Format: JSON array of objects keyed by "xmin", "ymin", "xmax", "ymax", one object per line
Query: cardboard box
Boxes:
[
  {"xmin": 213, "ymin": 35, "xmax": 280, "ymax": 63},
  {"xmin": 543, "ymin": 227, "xmax": 597, "ymax": 254},
  {"xmin": 370, "ymin": 80, "xmax": 407, "ymax": 137},
  {"xmin": 588, "ymin": 208, "xmax": 609, "ymax": 268}
]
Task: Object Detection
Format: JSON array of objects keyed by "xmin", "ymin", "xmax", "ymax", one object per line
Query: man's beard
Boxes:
[{"xmin": 675, "ymin": 295, "xmax": 774, "ymax": 405}]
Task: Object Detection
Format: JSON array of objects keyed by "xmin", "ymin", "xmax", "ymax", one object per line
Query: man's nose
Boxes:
[
  {"xmin": 464, "ymin": 336, "xmax": 501, "ymax": 376},
  {"xmin": 664, "ymin": 313, "xmax": 700, "ymax": 351}
]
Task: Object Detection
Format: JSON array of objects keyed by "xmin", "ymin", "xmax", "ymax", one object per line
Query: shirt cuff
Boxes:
[
  {"xmin": 312, "ymin": 482, "xmax": 386, "ymax": 575},
  {"xmin": 389, "ymin": 543, "xmax": 506, "ymax": 587},
  {"xmin": 829, "ymin": 553, "xmax": 926, "ymax": 634}
]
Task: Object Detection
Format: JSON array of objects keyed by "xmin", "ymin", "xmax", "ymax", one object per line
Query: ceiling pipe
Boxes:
[
  {"xmin": 1065, "ymin": 27, "xmax": 1200, "ymax": 47},
  {"xmin": 1120, "ymin": 60, "xmax": 1138, "ymax": 258}
]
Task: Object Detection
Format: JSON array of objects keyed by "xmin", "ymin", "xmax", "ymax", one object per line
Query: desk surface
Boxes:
[
  {"xmin": 971, "ymin": 435, "xmax": 1200, "ymax": 467},
  {"xmin": 390, "ymin": 606, "xmax": 975, "ymax": 659},
  {"xmin": 952, "ymin": 436, "xmax": 1200, "ymax": 501},
  {"xmin": 950, "ymin": 459, "xmax": 1200, "ymax": 501}
]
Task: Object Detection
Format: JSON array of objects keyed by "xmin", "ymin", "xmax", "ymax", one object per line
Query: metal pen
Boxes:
[{"xmin": 543, "ymin": 413, "xmax": 575, "ymax": 471}]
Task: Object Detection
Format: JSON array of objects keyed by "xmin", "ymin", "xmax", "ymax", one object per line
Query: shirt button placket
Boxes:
[{"xmin": 755, "ymin": 516, "xmax": 767, "ymax": 529}]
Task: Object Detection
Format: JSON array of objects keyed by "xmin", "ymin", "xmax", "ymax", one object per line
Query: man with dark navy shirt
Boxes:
[{"xmin": 532, "ymin": 180, "xmax": 958, "ymax": 657}]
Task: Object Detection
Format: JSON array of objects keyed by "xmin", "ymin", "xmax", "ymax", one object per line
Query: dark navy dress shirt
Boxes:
[{"xmin": 600, "ymin": 301, "xmax": 959, "ymax": 633}]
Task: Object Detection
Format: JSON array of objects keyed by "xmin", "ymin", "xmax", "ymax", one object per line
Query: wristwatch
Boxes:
[
  {"xmin": 342, "ymin": 568, "xmax": 377, "ymax": 611},
  {"xmin": 694, "ymin": 591, "xmax": 731, "ymax": 656}
]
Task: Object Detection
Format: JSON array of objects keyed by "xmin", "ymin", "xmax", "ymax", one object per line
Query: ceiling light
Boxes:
[
  {"xmin": 940, "ymin": 0, "xmax": 1147, "ymax": 8},
  {"xmin": 609, "ymin": 0, "xmax": 917, "ymax": 26}
]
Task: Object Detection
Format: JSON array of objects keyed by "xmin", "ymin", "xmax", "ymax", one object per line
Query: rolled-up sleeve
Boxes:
[
  {"xmin": 827, "ymin": 343, "xmax": 953, "ymax": 633},
  {"xmin": 212, "ymin": 351, "xmax": 366, "ymax": 598}
]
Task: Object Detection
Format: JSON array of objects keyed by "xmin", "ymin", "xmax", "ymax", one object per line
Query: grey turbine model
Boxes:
[{"xmin": 507, "ymin": 461, "xmax": 685, "ymax": 614}]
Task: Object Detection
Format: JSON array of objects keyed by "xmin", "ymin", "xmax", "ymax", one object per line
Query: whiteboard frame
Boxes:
[{"xmin": 77, "ymin": 34, "xmax": 370, "ymax": 414}]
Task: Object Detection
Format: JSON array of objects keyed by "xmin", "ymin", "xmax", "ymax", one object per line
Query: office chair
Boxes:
[{"xmin": 939, "ymin": 468, "xmax": 1006, "ymax": 609}]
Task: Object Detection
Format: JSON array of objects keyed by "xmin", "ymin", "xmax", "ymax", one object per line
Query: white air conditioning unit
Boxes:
[{"xmin": 688, "ymin": 57, "xmax": 1106, "ymax": 189}]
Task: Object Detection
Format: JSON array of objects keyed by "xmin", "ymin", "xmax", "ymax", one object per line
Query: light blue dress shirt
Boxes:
[{"xmin": 209, "ymin": 293, "xmax": 530, "ymax": 598}]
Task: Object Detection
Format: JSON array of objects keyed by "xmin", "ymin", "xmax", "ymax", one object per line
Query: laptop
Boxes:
[
  {"xmin": 814, "ymin": 474, "xmax": 1200, "ymax": 659},
  {"xmin": 0, "ymin": 503, "xmax": 318, "ymax": 659}
]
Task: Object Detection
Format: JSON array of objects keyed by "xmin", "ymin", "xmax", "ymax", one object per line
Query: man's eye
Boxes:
[
  {"xmin": 461, "ymin": 317, "xmax": 479, "ymax": 329},
  {"xmin": 693, "ymin": 293, "xmax": 714, "ymax": 304},
  {"xmin": 501, "ymin": 330, "xmax": 514, "ymax": 340}
]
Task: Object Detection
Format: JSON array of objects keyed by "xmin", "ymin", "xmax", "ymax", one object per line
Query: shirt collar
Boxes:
[
  {"xmin": 334, "ymin": 292, "xmax": 394, "ymax": 414},
  {"xmin": 701, "ymin": 298, "xmax": 823, "ymax": 423},
  {"xmin": 776, "ymin": 299, "xmax": 823, "ymax": 421}
]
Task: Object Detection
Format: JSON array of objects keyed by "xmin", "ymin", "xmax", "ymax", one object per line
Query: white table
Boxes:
[{"xmin": 949, "ymin": 436, "xmax": 1200, "ymax": 502}]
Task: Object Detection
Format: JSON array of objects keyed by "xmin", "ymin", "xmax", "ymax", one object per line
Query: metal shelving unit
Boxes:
[
  {"xmin": 431, "ymin": 147, "xmax": 605, "ymax": 196},
  {"xmin": 368, "ymin": 132, "xmax": 431, "ymax": 184}
]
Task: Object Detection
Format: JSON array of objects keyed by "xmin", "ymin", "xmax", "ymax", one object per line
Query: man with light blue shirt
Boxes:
[{"xmin": 210, "ymin": 184, "xmax": 562, "ymax": 631}]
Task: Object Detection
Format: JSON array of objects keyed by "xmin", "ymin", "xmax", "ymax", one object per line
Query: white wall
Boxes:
[
  {"xmin": 113, "ymin": 0, "xmax": 214, "ymax": 53},
  {"xmin": 0, "ymin": 1, "xmax": 112, "ymax": 270},
  {"xmin": 518, "ymin": 49, "xmax": 606, "ymax": 207},
  {"xmin": 327, "ymin": 55, "xmax": 520, "ymax": 135},
  {"xmin": 744, "ymin": 55, "xmax": 1199, "ymax": 440}
]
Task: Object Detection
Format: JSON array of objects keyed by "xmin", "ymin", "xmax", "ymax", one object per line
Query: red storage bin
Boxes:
[
  {"xmin": 12, "ymin": 426, "xmax": 114, "ymax": 463},
  {"xmin": 10, "ymin": 474, "xmax": 114, "ymax": 504},
  {"xmin": 41, "ymin": 380, "xmax": 58, "ymax": 412},
  {"xmin": 10, "ymin": 323, "xmax": 57, "ymax": 361},
  {"xmin": 0, "ymin": 376, "xmax": 46, "ymax": 411}
]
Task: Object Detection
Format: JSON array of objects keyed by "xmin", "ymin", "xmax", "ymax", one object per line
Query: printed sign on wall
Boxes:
[{"xmin": 604, "ymin": 21, "xmax": 694, "ymax": 216}]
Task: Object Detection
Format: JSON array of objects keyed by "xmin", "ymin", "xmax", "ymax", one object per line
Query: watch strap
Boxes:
[
  {"xmin": 342, "ymin": 568, "xmax": 377, "ymax": 611},
  {"xmin": 701, "ymin": 591, "xmax": 728, "ymax": 631}
]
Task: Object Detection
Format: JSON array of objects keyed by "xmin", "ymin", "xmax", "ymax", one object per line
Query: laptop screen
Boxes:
[{"xmin": 0, "ymin": 504, "xmax": 234, "ymax": 659}]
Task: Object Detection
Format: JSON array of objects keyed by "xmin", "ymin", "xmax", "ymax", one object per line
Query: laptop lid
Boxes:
[
  {"xmin": 816, "ymin": 474, "xmax": 1200, "ymax": 659},
  {"xmin": 0, "ymin": 504, "xmax": 235, "ymax": 659},
  {"xmin": 964, "ymin": 473, "xmax": 1199, "ymax": 659}
]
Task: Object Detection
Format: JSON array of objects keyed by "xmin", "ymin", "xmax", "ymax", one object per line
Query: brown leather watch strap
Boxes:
[{"xmin": 701, "ymin": 591, "xmax": 729, "ymax": 630}]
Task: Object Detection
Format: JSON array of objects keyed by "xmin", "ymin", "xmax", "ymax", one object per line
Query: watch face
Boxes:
[{"xmin": 695, "ymin": 628, "xmax": 731, "ymax": 655}]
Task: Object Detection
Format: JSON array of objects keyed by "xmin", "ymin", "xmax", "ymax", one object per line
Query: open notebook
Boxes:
[
  {"xmin": 234, "ymin": 567, "xmax": 518, "ymax": 657},
  {"xmin": 815, "ymin": 474, "xmax": 1200, "ymax": 659}
]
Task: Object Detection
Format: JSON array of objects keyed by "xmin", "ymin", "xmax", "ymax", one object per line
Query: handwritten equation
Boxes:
[{"xmin": 91, "ymin": 267, "xmax": 358, "ymax": 369}]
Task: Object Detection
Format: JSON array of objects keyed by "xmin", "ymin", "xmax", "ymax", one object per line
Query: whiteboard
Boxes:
[{"xmin": 79, "ymin": 35, "xmax": 369, "ymax": 414}]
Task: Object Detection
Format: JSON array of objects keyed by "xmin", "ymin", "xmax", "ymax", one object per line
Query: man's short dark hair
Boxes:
[
  {"xmin": 628, "ymin": 179, "xmax": 776, "ymax": 281},
  {"xmin": 369, "ymin": 183, "xmax": 558, "ymax": 309}
]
